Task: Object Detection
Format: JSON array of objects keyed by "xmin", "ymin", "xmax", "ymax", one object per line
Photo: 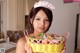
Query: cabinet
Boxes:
[
  {"xmin": 17, "ymin": 0, "xmax": 25, "ymax": 30},
  {"xmin": 7, "ymin": 0, "xmax": 25, "ymax": 31},
  {"xmin": 7, "ymin": 0, "xmax": 38, "ymax": 31}
]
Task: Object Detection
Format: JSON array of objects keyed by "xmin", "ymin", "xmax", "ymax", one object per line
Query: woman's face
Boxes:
[{"xmin": 32, "ymin": 10, "xmax": 50, "ymax": 33}]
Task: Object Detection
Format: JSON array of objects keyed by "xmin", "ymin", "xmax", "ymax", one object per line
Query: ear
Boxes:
[{"xmin": 30, "ymin": 18, "xmax": 33, "ymax": 24}]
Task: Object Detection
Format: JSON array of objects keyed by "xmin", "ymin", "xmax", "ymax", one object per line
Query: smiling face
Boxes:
[{"xmin": 32, "ymin": 10, "xmax": 50, "ymax": 33}]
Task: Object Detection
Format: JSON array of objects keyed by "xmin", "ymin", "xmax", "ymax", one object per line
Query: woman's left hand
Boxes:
[{"xmin": 61, "ymin": 47, "xmax": 66, "ymax": 53}]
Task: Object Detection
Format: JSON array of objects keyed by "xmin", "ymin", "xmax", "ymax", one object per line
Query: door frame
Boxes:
[
  {"xmin": 0, "ymin": 1, "xmax": 3, "ymax": 32},
  {"xmin": 0, "ymin": 0, "xmax": 7, "ymax": 39}
]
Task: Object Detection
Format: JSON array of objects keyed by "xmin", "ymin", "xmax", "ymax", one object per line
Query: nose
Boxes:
[{"xmin": 40, "ymin": 21, "xmax": 45, "ymax": 26}]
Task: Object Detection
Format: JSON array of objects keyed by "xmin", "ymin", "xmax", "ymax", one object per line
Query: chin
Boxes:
[{"xmin": 38, "ymin": 30, "xmax": 45, "ymax": 33}]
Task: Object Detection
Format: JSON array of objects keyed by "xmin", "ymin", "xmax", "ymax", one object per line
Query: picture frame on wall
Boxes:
[
  {"xmin": 64, "ymin": 0, "xmax": 80, "ymax": 3},
  {"xmin": 75, "ymin": 13, "xmax": 80, "ymax": 50},
  {"xmin": 64, "ymin": 0, "xmax": 73, "ymax": 3},
  {"xmin": 25, "ymin": 15, "xmax": 29, "ymax": 29}
]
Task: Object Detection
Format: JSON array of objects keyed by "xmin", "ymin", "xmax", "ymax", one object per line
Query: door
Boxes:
[
  {"xmin": 0, "ymin": 4, "xmax": 1, "ymax": 32},
  {"xmin": 77, "ymin": 14, "xmax": 80, "ymax": 49},
  {"xmin": 0, "ymin": 2, "xmax": 3, "ymax": 32}
]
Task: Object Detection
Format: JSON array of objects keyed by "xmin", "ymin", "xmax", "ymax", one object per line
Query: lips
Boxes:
[
  {"xmin": 38, "ymin": 27, "xmax": 44, "ymax": 30},
  {"xmin": 37, "ymin": 27, "xmax": 45, "ymax": 32}
]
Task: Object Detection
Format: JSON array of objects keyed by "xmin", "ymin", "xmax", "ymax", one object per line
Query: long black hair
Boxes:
[{"xmin": 25, "ymin": 7, "xmax": 53, "ymax": 34}]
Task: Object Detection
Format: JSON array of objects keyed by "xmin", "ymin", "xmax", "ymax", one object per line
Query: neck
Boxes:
[{"xmin": 33, "ymin": 31, "xmax": 44, "ymax": 36}]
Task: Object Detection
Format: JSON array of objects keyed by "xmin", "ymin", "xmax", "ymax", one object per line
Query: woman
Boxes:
[{"xmin": 16, "ymin": 1, "xmax": 65, "ymax": 53}]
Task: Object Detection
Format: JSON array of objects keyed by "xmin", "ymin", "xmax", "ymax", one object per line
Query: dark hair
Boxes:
[{"xmin": 26, "ymin": 7, "xmax": 53, "ymax": 34}]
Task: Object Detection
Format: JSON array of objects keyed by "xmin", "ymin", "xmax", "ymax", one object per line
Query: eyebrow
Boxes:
[
  {"xmin": 35, "ymin": 16, "xmax": 41, "ymax": 18},
  {"xmin": 35, "ymin": 16, "xmax": 48, "ymax": 19}
]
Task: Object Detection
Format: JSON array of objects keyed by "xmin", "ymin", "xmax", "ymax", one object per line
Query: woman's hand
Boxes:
[
  {"xmin": 24, "ymin": 33, "xmax": 33, "ymax": 53},
  {"xmin": 61, "ymin": 47, "xmax": 66, "ymax": 53},
  {"xmin": 25, "ymin": 43, "xmax": 33, "ymax": 53}
]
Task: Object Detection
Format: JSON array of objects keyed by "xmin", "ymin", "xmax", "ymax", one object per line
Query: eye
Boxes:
[
  {"xmin": 45, "ymin": 19, "xmax": 49, "ymax": 21},
  {"xmin": 36, "ymin": 18, "xmax": 40, "ymax": 20}
]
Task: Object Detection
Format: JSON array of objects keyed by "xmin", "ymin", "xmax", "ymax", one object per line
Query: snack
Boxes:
[{"xmin": 27, "ymin": 32, "xmax": 69, "ymax": 53}]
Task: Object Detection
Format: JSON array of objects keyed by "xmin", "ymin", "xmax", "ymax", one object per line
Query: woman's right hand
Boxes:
[
  {"xmin": 25, "ymin": 43, "xmax": 33, "ymax": 53},
  {"xmin": 24, "ymin": 31, "xmax": 33, "ymax": 53}
]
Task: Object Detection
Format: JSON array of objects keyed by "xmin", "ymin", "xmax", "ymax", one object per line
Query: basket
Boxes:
[
  {"xmin": 26, "ymin": 32, "xmax": 70, "ymax": 53},
  {"xmin": 27, "ymin": 39, "xmax": 64, "ymax": 53}
]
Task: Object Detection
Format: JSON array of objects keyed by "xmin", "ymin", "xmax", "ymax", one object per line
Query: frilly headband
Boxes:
[{"xmin": 34, "ymin": 1, "xmax": 55, "ymax": 11}]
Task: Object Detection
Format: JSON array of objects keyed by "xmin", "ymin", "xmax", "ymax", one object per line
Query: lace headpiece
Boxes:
[{"xmin": 34, "ymin": 1, "xmax": 55, "ymax": 11}]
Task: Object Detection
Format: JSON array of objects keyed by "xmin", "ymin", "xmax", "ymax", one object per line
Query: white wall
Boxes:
[{"xmin": 45, "ymin": 0, "xmax": 80, "ymax": 53}]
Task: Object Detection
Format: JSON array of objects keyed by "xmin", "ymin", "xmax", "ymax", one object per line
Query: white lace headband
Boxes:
[{"xmin": 34, "ymin": 1, "xmax": 55, "ymax": 11}]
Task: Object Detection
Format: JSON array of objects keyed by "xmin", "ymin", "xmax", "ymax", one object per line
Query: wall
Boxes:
[
  {"xmin": 45, "ymin": 0, "xmax": 80, "ymax": 53},
  {"xmin": 25, "ymin": 0, "xmax": 37, "ymax": 15},
  {"xmin": 25, "ymin": 0, "xmax": 29, "ymax": 15},
  {"xmin": 27, "ymin": 0, "xmax": 37, "ymax": 11}
]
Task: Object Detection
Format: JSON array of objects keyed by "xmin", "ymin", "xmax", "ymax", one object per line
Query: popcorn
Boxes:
[{"xmin": 34, "ymin": 1, "xmax": 55, "ymax": 11}]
